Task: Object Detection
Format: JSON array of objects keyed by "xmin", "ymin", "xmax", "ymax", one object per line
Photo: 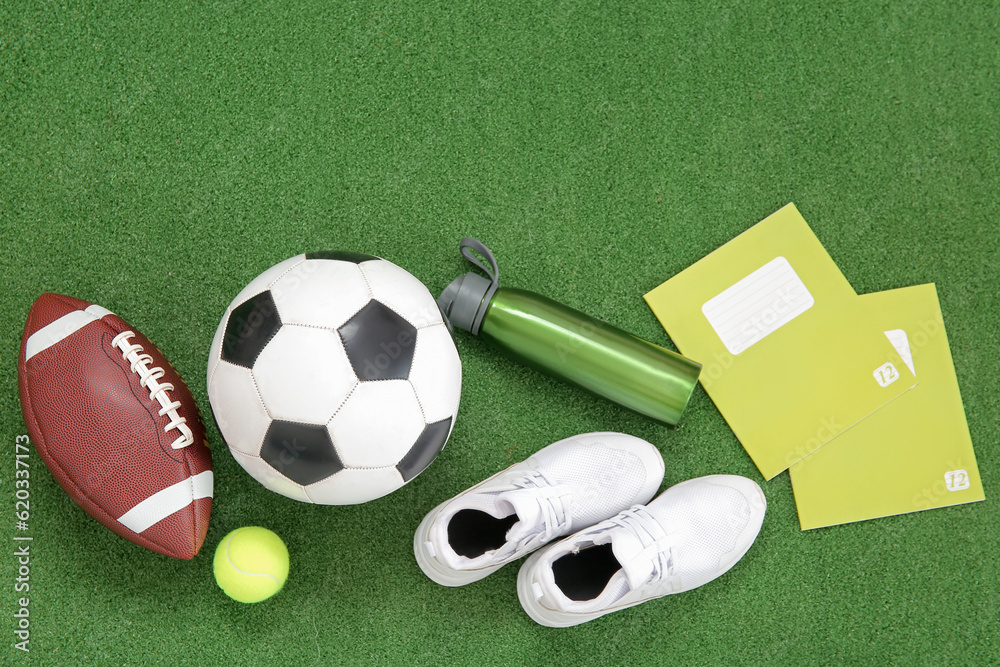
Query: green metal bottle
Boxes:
[{"xmin": 437, "ymin": 238, "xmax": 701, "ymax": 426}]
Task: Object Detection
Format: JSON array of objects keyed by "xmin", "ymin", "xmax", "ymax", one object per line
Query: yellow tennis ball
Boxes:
[{"xmin": 213, "ymin": 527, "xmax": 289, "ymax": 603}]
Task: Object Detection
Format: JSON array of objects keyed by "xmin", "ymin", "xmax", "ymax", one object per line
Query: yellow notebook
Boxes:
[
  {"xmin": 789, "ymin": 284, "xmax": 985, "ymax": 528},
  {"xmin": 644, "ymin": 204, "xmax": 917, "ymax": 479}
]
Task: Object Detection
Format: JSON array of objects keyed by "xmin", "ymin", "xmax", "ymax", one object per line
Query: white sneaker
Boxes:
[
  {"xmin": 517, "ymin": 474, "xmax": 766, "ymax": 627},
  {"xmin": 414, "ymin": 432, "xmax": 665, "ymax": 587}
]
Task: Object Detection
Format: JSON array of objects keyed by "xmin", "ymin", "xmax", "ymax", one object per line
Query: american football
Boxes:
[
  {"xmin": 207, "ymin": 251, "xmax": 462, "ymax": 505},
  {"xmin": 17, "ymin": 293, "xmax": 213, "ymax": 560}
]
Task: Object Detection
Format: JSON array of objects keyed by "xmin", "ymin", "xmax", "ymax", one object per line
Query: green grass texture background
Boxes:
[{"xmin": 2, "ymin": 1, "xmax": 998, "ymax": 665}]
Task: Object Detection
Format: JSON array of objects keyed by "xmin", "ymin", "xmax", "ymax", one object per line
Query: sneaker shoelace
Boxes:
[
  {"xmin": 506, "ymin": 470, "xmax": 572, "ymax": 548},
  {"xmin": 610, "ymin": 505, "xmax": 676, "ymax": 586}
]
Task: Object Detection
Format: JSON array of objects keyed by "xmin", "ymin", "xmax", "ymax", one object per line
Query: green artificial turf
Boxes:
[{"xmin": 2, "ymin": 1, "xmax": 998, "ymax": 665}]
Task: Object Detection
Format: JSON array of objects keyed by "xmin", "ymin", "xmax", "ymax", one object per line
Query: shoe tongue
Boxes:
[
  {"xmin": 598, "ymin": 527, "xmax": 655, "ymax": 590},
  {"xmin": 495, "ymin": 489, "xmax": 545, "ymax": 543}
]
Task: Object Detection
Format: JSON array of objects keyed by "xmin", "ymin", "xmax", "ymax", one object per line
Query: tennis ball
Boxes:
[{"xmin": 213, "ymin": 527, "xmax": 289, "ymax": 603}]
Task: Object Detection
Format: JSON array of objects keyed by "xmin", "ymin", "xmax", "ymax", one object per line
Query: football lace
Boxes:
[{"xmin": 111, "ymin": 330, "xmax": 195, "ymax": 449}]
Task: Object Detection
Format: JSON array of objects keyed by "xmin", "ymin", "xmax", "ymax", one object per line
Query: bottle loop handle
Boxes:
[
  {"xmin": 459, "ymin": 237, "xmax": 500, "ymax": 289},
  {"xmin": 456, "ymin": 238, "xmax": 500, "ymax": 335}
]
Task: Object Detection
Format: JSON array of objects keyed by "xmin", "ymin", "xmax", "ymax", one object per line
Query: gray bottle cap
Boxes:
[{"xmin": 437, "ymin": 238, "xmax": 500, "ymax": 335}]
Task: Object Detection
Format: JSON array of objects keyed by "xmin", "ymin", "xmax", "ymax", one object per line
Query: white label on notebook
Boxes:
[
  {"xmin": 945, "ymin": 469, "xmax": 971, "ymax": 492},
  {"xmin": 873, "ymin": 362, "xmax": 900, "ymax": 387},
  {"xmin": 702, "ymin": 256, "xmax": 815, "ymax": 355}
]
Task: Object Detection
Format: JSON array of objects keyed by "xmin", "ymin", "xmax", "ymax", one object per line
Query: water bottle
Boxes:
[{"xmin": 437, "ymin": 238, "xmax": 701, "ymax": 426}]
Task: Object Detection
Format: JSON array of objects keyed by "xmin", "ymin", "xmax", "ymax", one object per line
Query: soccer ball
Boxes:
[{"xmin": 207, "ymin": 251, "xmax": 462, "ymax": 505}]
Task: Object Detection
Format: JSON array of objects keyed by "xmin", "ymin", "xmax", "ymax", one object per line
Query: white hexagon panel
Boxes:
[
  {"xmin": 409, "ymin": 323, "xmax": 463, "ymax": 423},
  {"xmin": 359, "ymin": 258, "xmax": 446, "ymax": 329},
  {"xmin": 328, "ymin": 380, "xmax": 427, "ymax": 468},
  {"xmin": 252, "ymin": 325, "xmax": 357, "ymax": 424},
  {"xmin": 270, "ymin": 258, "xmax": 371, "ymax": 329},
  {"xmin": 207, "ymin": 361, "xmax": 271, "ymax": 458},
  {"xmin": 305, "ymin": 467, "xmax": 406, "ymax": 505}
]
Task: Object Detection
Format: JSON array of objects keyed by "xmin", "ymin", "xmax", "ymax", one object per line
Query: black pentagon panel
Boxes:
[
  {"xmin": 338, "ymin": 300, "xmax": 418, "ymax": 381},
  {"xmin": 305, "ymin": 250, "xmax": 378, "ymax": 263},
  {"xmin": 222, "ymin": 291, "xmax": 282, "ymax": 369},
  {"xmin": 261, "ymin": 420, "xmax": 344, "ymax": 486},
  {"xmin": 397, "ymin": 417, "xmax": 452, "ymax": 482}
]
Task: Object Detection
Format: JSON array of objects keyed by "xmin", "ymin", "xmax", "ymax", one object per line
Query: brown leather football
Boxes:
[{"xmin": 17, "ymin": 293, "xmax": 213, "ymax": 560}]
